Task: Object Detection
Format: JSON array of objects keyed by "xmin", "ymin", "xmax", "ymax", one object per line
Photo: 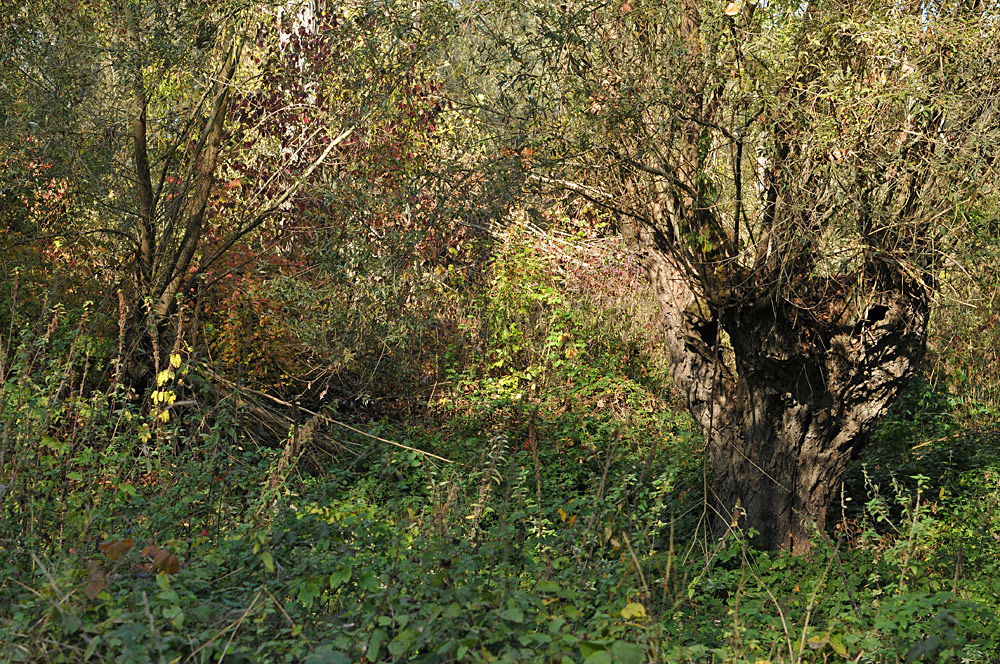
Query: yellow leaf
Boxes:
[
  {"xmin": 620, "ymin": 602, "xmax": 647, "ymax": 620},
  {"xmin": 169, "ymin": 353, "xmax": 182, "ymax": 369},
  {"xmin": 558, "ymin": 507, "xmax": 567, "ymax": 523},
  {"xmin": 724, "ymin": 2, "xmax": 739, "ymax": 15},
  {"xmin": 157, "ymin": 409, "xmax": 170, "ymax": 423},
  {"xmin": 829, "ymin": 634, "xmax": 849, "ymax": 658},
  {"xmin": 807, "ymin": 633, "xmax": 829, "ymax": 650}
]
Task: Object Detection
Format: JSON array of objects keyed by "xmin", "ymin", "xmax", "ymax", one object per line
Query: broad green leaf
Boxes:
[
  {"xmin": 580, "ymin": 640, "xmax": 611, "ymax": 657},
  {"xmin": 388, "ymin": 628, "xmax": 420, "ymax": 657},
  {"xmin": 367, "ymin": 629, "xmax": 388, "ymax": 661},
  {"xmin": 610, "ymin": 641, "xmax": 645, "ymax": 664},
  {"xmin": 329, "ymin": 566, "xmax": 352, "ymax": 588}
]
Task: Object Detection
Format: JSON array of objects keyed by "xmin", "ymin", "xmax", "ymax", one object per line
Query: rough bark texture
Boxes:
[{"xmin": 624, "ymin": 221, "xmax": 929, "ymax": 552}]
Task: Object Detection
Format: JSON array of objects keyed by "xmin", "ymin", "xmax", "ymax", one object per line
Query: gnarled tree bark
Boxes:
[{"xmin": 625, "ymin": 219, "xmax": 929, "ymax": 552}]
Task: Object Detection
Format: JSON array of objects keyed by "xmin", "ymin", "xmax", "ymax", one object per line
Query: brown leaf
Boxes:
[
  {"xmin": 84, "ymin": 570, "xmax": 106, "ymax": 600},
  {"xmin": 165, "ymin": 554, "xmax": 180, "ymax": 575},
  {"xmin": 724, "ymin": 2, "xmax": 739, "ymax": 16},
  {"xmin": 98, "ymin": 538, "xmax": 134, "ymax": 562}
]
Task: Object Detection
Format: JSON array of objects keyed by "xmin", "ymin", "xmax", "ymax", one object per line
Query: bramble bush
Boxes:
[{"xmin": 3, "ymin": 206, "xmax": 1000, "ymax": 663}]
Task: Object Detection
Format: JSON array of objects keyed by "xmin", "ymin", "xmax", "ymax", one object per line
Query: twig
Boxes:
[
  {"xmin": 142, "ymin": 591, "xmax": 165, "ymax": 664},
  {"xmin": 182, "ymin": 590, "xmax": 261, "ymax": 664},
  {"xmin": 621, "ymin": 533, "xmax": 651, "ymax": 608},
  {"xmin": 952, "ymin": 545, "xmax": 963, "ymax": 595},
  {"xmin": 735, "ymin": 540, "xmax": 800, "ymax": 663},
  {"xmin": 217, "ymin": 591, "xmax": 261, "ymax": 663},
  {"xmin": 324, "ymin": 419, "xmax": 453, "ymax": 464},
  {"xmin": 200, "ymin": 363, "xmax": 453, "ymax": 464},
  {"xmin": 795, "ymin": 548, "xmax": 836, "ymax": 663},
  {"xmin": 825, "ymin": 532, "xmax": 861, "ymax": 621}
]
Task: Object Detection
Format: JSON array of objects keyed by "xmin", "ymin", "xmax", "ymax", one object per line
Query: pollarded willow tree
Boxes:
[{"xmin": 460, "ymin": 0, "xmax": 1000, "ymax": 550}]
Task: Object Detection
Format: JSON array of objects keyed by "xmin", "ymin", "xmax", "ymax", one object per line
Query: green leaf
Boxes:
[
  {"xmin": 261, "ymin": 551, "xmax": 275, "ymax": 573},
  {"xmin": 62, "ymin": 613, "xmax": 82, "ymax": 636},
  {"xmin": 610, "ymin": 641, "xmax": 645, "ymax": 664},
  {"xmin": 388, "ymin": 628, "xmax": 420, "ymax": 657},
  {"xmin": 580, "ymin": 640, "xmax": 611, "ymax": 657},
  {"xmin": 83, "ymin": 635, "xmax": 100, "ymax": 661},
  {"xmin": 501, "ymin": 602, "xmax": 525, "ymax": 623},
  {"xmin": 166, "ymin": 606, "xmax": 184, "ymax": 629},
  {"xmin": 297, "ymin": 579, "xmax": 322, "ymax": 608},
  {"xmin": 359, "ymin": 571, "xmax": 378, "ymax": 592},
  {"xmin": 304, "ymin": 647, "xmax": 352, "ymax": 664},
  {"xmin": 329, "ymin": 566, "xmax": 352, "ymax": 589},
  {"xmin": 367, "ymin": 628, "xmax": 388, "ymax": 661}
]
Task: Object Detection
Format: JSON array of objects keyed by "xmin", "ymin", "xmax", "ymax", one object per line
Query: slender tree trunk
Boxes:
[{"xmin": 625, "ymin": 220, "xmax": 930, "ymax": 552}]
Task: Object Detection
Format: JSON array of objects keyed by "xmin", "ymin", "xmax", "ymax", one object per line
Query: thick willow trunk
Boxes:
[{"xmin": 625, "ymin": 222, "xmax": 929, "ymax": 552}]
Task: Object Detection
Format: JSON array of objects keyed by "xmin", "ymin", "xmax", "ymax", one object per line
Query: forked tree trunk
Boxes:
[{"xmin": 625, "ymin": 222, "xmax": 930, "ymax": 552}]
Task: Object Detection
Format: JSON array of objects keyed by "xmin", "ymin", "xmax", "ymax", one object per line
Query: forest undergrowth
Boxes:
[{"xmin": 2, "ymin": 216, "xmax": 1000, "ymax": 664}]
